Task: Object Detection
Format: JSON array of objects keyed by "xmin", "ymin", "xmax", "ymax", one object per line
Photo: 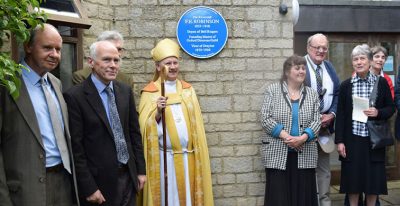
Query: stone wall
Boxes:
[{"xmin": 81, "ymin": 0, "xmax": 294, "ymax": 205}]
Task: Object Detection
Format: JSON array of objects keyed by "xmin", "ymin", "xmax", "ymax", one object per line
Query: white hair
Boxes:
[
  {"xmin": 351, "ymin": 44, "xmax": 371, "ymax": 60},
  {"xmin": 96, "ymin": 30, "xmax": 123, "ymax": 43}
]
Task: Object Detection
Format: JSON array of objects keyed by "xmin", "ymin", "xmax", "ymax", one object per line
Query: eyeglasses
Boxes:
[{"xmin": 309, "ymin": 45, "xmax": 328, "ymax": 52}]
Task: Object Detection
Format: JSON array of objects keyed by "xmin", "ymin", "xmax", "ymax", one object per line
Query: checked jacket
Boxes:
[{"xmin": 260, "ymin": 82, "xmax": 321, "ymax": 170}]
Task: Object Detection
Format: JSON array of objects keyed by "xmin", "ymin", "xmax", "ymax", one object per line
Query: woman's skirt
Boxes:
[
  {"xmin": 264, "ymin": 152, "xmax": 318, "ymax": 206},
  {"xmin": 340, "ymin": 134, "xmax": 387, "ymax": 194}
]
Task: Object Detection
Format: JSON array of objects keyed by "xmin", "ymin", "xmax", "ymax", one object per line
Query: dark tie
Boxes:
[
  {"xmin": 105, "ymin": 86, "xmax": 129, "ymax": 164},
  {"xmin": 40, "ymin": 78, "xmax": 71, "ymax": 173},
  {"xmin": 316, "ymin": 65, "xmax": 324, "ymax": 111}
]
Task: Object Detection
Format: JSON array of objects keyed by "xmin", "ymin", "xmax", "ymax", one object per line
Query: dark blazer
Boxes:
[
  {"xmin": 305, "ymin": 60, "xmax": 340, "ymax": 115},
  {"xmin": 0, "ymin": 73, "xmax": 79, "ymax": 206},
  {"xmin": 335, "ymin": 76, "xmax": 395, "ymax": 162},
  {"xmin": 305, "ymin": 60, "xmax": 340, "ymax": 133},
  {"xmin": 394, "ymin": 66, "xmax": 400, "ymax": 140},
  {"xmin": 64, "ymin": 75, "xmax": 145, "ymax": 205}
]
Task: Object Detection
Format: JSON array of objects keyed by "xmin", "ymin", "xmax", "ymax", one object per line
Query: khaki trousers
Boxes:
[{"xmin": 316, "ymin": 148, "xmax": 331, "ymax": 206}]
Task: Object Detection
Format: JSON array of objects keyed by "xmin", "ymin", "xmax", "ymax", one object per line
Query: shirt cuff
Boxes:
[
  {"xmin": 303, "ymin": 128, "xmax": 315, "ymax": 141},
  {"xmin": 271, "ymin": 124, "xmax": 284, "ymax": 138}
]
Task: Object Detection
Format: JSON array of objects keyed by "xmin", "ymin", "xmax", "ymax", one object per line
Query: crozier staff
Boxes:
[{"xmin": 138, "ymin": 38, "xmax": 214, "ymax": 206}]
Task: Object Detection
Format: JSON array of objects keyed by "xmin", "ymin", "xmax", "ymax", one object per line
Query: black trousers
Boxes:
[{"xmin": 81, "ymin": 168, "xmax": 136, "ymax": 206}]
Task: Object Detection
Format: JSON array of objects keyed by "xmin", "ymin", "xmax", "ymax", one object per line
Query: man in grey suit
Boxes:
[{"xmin": 0, "ymin": 23, "xmax": 79, "ymax": 206}]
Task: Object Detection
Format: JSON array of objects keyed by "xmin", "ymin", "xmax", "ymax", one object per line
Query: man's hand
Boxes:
[
  {"xmin": 86, "ymin": 190, "xmax": 106, "ymax": 204},
  {"xmin": 137, "ymin": 175, "xmax": 147, "ymax": 190},
  {"xmin": 321, "ymin": 113, "xmax": 335, "ymax": 128}
]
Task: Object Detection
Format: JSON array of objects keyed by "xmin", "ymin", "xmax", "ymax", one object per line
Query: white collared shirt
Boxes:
[{"xmin": 305, "ymin": 55, "xmax": 334, "ymax": 113}]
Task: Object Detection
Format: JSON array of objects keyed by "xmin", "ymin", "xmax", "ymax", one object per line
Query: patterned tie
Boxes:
[
  {"xmin": 316, "ymin": 65, "xmax": 324, "ymax": 111},
  {"xmin": 40, "ymin": 78, "xmax": 71, "ymax": 173},
  {"xmin": 105, "ymin": 86, "xmax": 129, "ymax": 164}
]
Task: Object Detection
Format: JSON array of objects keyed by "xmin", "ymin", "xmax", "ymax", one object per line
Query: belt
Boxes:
[
  {"xmin": 159, "ymin": 148, "xmax": 195, "ymax": 155},
  {"xmin": 118, "ymin": 164, "xmax": 128, "ymax": 174},
  {"xmin": 46, "ymin": 164, "xmax": 63, "ymax": 173}
]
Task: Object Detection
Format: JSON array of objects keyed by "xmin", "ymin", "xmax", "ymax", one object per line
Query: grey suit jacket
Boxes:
[{"xmin": 0, "ymin": 73, "xmax": 79, "ymax": 206}]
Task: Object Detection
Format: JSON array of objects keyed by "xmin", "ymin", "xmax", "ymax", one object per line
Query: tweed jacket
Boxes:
[
  {"xmin": 260, "ymin": 82, "xmax": 321, "ymax": 170},
  {"xmin": 0, "ymin": 73, "xmax": 79, "ymax": 206}
]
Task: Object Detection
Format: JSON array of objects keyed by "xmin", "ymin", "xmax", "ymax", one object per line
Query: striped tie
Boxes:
[{"xmin": 316, "ymin": 65, "xmax": 324, "ymax": 111}]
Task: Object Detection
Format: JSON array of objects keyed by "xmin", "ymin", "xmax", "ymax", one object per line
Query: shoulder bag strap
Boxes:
[{"xmin": 370, "ymin": 77, "xmax": 380, "ymax": 106}]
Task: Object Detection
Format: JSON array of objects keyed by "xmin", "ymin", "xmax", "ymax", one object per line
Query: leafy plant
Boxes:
[{"xmin": 0, "ymin": 0, "xmax": 47, "ymax": 98}]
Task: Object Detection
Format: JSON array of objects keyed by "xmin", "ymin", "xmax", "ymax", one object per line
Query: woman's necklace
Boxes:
[
  {"xmin": 288, "ymin": 89, "xmax": 298, "ymax": 96},
  {"xmin": 288, "ymin": 88, "xmax": 300, "ymax": 99}
]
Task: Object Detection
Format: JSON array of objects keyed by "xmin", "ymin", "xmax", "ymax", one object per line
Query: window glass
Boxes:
[
  {"xmin": 40, "ymin": 0, "xmax": 76, "ymax": 13},
  {"xmin": 39, "ymin": 0, "xmax": 79, "ymax": 18},
  {"xmin": 328, "ymin": 42, "xmax": 363, "ymax": 81},
  {"xmin": 58, "ymin": 43, "xmax": 76, "ymax": 91}
]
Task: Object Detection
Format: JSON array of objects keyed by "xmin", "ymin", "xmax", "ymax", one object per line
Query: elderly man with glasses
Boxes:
[{"xmin": 304, "ymin": 33, "xmax": 340, "ymax": 206}]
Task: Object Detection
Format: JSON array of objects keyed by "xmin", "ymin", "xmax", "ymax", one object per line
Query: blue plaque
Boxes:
[{"xmin": 176, "ymin": 6, "xmax": 228, "ymax": 59}]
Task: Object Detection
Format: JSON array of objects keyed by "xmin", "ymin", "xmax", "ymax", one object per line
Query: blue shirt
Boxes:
[
  {"xmin": 290, "ymin": 100, "xmax": 300, "ymax": 136},
  {"xmin": 288, "ymin": 100, "xmax": 300, "ymax": 152},
  {"xmin": 91, "ymin": 74, "xmax": 113, "ymax": 125},
  {"xmin": 22, "ymin": 61, "xmax": 63, "ymax": 167}
]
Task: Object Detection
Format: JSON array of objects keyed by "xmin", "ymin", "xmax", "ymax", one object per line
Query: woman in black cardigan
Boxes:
[{"xmin": 335, "ymin": 44, "xmax": 395, "ymax": 206}]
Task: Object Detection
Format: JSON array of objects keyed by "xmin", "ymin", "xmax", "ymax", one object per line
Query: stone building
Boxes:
[
  {"xmin": 79, "ymin": 0, "xmax": 293, "ymax": 205},
  {"xmin": 6, "ymin": 0, "xmax": 400, "ymax": 205}
]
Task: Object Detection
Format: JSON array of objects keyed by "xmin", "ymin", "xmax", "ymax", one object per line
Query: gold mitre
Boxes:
[{"xmin": 151, "ymin": 38, "xmax": 181, "ymax": 62}]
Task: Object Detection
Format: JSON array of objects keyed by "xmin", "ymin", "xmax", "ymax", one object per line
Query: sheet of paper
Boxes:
[{"xmin": 352, "ymin": 96, "xmax": 369, "ymax": 123}]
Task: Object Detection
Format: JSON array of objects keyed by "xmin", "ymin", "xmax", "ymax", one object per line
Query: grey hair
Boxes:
[
  {"xmin": 370, "ymin": 45, "xmax": 388, "ymax": 57},
  {"xmin": 96, "ymin": 30, "xmax": 123, "ymax": 43},
  {"xmin": 89, "ymin": 41, "xmax": 100, "ymax": 60},
  {"xmin": 351, "ymin": 44, "xmax": 372, "ymax": 60},
  {"xmin": 307, "ymin": 33, "xmax": 328, "ymax": 46}
]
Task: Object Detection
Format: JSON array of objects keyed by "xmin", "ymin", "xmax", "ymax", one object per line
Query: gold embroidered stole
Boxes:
[{"xmin": 164, "ymin": 90, "xmax": 194, "ymax": 206}]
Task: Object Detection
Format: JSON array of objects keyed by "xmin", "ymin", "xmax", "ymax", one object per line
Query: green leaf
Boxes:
[{"xmin": 0, "ymin": 0, "xmax": 47, "ymax": 97}]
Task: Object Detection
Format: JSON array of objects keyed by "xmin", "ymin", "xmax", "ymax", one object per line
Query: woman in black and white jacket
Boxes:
[{"xmin": 260, "ymin": 55, "xmax": 321, "ymax": 206}]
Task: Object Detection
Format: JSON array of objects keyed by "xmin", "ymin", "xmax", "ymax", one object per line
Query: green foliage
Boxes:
[{"xmin": 0, "ymin": 0, "xmax": 47, "ymax": 98}]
